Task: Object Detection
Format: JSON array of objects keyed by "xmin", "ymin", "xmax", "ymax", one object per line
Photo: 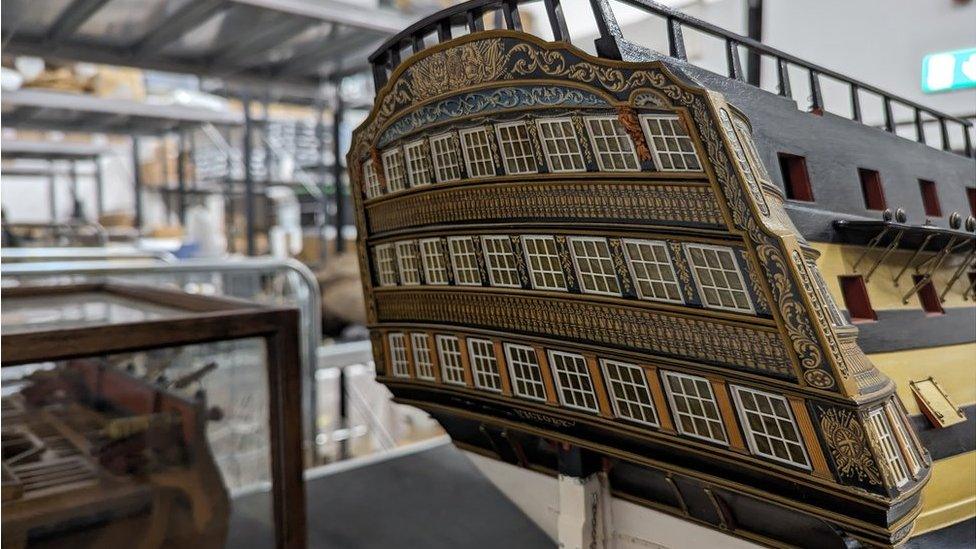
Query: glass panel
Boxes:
[
  {"xmin": 2, "ymin": 292, "xmax": 186, "ymax": 333},
  {"xmin": 2, "ymin": 337, "xmax": 273, "ymax": 547}
]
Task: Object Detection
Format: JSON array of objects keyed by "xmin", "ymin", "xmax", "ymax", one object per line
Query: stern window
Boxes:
[
  {"xmin": 468, "ymin": 338, "xmax": 503, "ymax": 392},
  {"xmin": 482, "ymin": 235, "xmax": 522, "ymax": 288},
  {"xmin": 778, "ymin": 153, "xmax": 814, "ymax": 202},
  {"xmin": 419, "ymin": 238, "xmax": 449, "ymax": 285},
  {"xmin": 411, "ymin": 333, "xmax": 436, "ymax": 380},
  {"xmin": 640, "ymin": 114, "xmax": 703, "ymax": 171},
  {"xmin": 381, "ymin": 148, "xmax": 407, "ymax": 192},
  {"xmin": 404, "ymin": 139, "xmax": 431, "ymax": 187},
  {"xmin": 858, "ymin": 169, "xmax": 887, "ymax": 211},
  {"xmin": 459, "ymin": 127, "xmax": 496, "ymax": 178},
  {"xmin": 388, "ymin": 333, "xmax": 409, "ymax": 378},
  {"xmin": 661, "ymin": 371, "xmax": 728, "ymax": 445},
  {"xmin": 504, "ymin": 343, "xmax": 548, "ymax": 401},
  {"xmin": 548, "ymin": 351, "xmax": 600, "ymax": 413},
  {"xmin": 536, "ymin": 118, "xmax": 586, "ymax": 172},
  {"xmin": 867, "ymin": 408, "xmax": 910, "ymax": 487},
  {"xmin": 622, "ymin": 239, "xmax": 683, "ymax": 304},
  {"xmin": 429, "ymin": 133, "xmax": 462, "ymax": 183},
  {"xmin": 362, "ymin": 160, "xmax": 381, "ymax": 199},
  {"xmin": 731, "ymin": 386, "xmax": 810, "ymax": 468},
  {"xmin": 919, "ymin": 179, "xmax": 942, "ymax": 217},
  {"xmin": 568, "ymin": 237, "xmax": 621, "ymax": 296},
  {"xmin": 684, "ymin": 244, "xmax": 754, "ymax": 313},
  {"xmin": 374, "ymin": 244, "xmax": 398, "ymax": 286},
  {"xmin": 447, "ymin": 237, "xmax": 482, "ymax": 286},
  {"xmin": 522, "ymin": 236, "xmax": 567, "ymax": 291},
  {"xmin": 601, "ymin": 359, "xmax": 658, "ymax": 426},
  {"xmin": 395, "ymin": 241, "xmax": 421, "ymax": 286},
  {"xmin": 436, "ymin": 335, "xmax": 466, "ymax": 385},
  {"xmin": 495, "ymin": 121, "xmax": 538, "ymax": 175},
  {"xmin": 585, "ymin": 116, "xmax": 640, "ymax": 172}
]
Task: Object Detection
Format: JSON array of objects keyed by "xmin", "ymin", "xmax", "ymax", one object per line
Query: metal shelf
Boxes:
[
  {"xmin": 2, "ymin": 0, "xmax": 422, "ymax": 94},
  {"xmin": 2, "ymin": 88, "xmax": 243, "ymax": 135},
  {"xmin": 1, "ymin": 138, "xmax": 113, "ymax": 161}
]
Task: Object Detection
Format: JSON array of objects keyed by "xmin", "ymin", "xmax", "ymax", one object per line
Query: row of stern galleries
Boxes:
[{"xmin": 348, "ymin": 33, "xmax": 897, "ymax": 402}]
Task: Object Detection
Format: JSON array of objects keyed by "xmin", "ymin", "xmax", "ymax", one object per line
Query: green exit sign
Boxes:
[{"xmin": 922, "ymin": 47, "xmax": 976, "ymax": 93}]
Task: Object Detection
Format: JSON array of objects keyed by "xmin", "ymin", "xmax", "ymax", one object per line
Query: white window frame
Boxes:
[
  {"xmin": 684, "ymin": 243, "xmax": 755, "ymax": 314},
  {"xmin": 374, "ymin": 243, "xmax": 398, "ymax": 286},
  {"xmin": 548, "ymin": 350, "xmax": 600, "ymax": 413},
  {"xmin": 494, "ymin": 120, "xmax": 538, "ymax": 175},
  {"xmin": 429, "ymin": 132, "xmax": 462, "ymax": 183},
  {"xmin": 535, "ymin": 117, "xmax": 586, "ymax": 173},
  {"xmin": 868, "ymin": 408, "xmax": 910, "ymax": 487},
  {"xmin": 584, "ymin": 116, "xmax": 640, "ymax": 172},
  {"xmin": 601, "ymin": 359, "xmax": 659, "ymax": 426},
  {"xmin": 362, "ymin": 160, "xmax": 382, "ymax": 199},
  {"xmin": 419, "ymin": 238, "xmax": 449, "ymax": 285},
  {"xmin": 467, "ymin": 338, "xmax": 503, "ymax": 392},
  {"xmin": 411, "ymin": 333, "xmax": 436, "ymax": 381},
  {"xmin": 447, "ymin": 236, "xmax": 482, "ymax": 286},
  {"xmin": 436, "ymin": 335, "xmax": 466, "ymax": 386},
  {"xmin": 381, "ymin": 148, "xmax": 407, "ymax": 192},
  {"xmin": 482, "ymin": 235, "xmax": 522, "ymax": 288},
  {"xmin": 638, "ymin": 113, "xmax": 703, "ymax": 172},
  {"xmin": 521, "ymin": 235, "xmax": 567, "ymax": 291},
  {"xmin": 503, "ymin": 343, "xmax": 547, "ymax": 402},
  {"xmin": 621, "ymin": 238, "xmax": 684, "ymax": 304},
  {"xmin": 388, "ymin": 333, "xmax": 409, "ymax": 378},
  {"xmin": 395, "ymin": 241, "xmax": 421, "ymax": 286},
  {"xmin": 568, "ymin": 236, "xmax": 621, "ymax": 296},
  {"xmin": 458, "ymin": 126, "xmax": 496, "ymax": 179},
  {"xmin": 661, "ymin": 371, "xmax": 728, "ymax": 445},
  {"xmin": 730, "ymin": 385, "xmax": 810, "ymax": 469},
  {"xmin": 403, "ymin": 139, "xmax": 431, "ymax": 187}
]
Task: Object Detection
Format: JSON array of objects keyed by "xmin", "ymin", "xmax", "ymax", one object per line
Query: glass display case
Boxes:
[{"xmin": 1, "ymin": 282, "xmax": 305, "ymax": 548}]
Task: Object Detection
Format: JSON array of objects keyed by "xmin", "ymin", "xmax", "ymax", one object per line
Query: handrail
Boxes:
[
  {"xmin": 367, "ymin": 0, "xmax": 974, "ymax": 158},
  {"xmin": 1, "ymin": 247, "xmax": 177, "ymax": 263}
]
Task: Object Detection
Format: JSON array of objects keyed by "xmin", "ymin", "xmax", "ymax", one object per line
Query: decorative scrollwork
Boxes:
[{"xmin": 817, "ymin": 407, "xmax": 882, "ymax": 486}]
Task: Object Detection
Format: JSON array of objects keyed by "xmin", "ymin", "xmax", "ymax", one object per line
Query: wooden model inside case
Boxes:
[
  {"xmin": 350, "ymin": 1, "xmax": 975, "ymax": 547},
  {"xmin": 1, "ymin": 283, "xmax": 306, "ymax": 549}
]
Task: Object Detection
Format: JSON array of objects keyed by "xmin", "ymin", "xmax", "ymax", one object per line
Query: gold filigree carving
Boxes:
[
  {"xmin": 552, "ymin": 235, "xmax": 578, "ymax": 290},
  {"xmin": 818, "ymin": 407, "xmax": 882, "ymax": 486},
  {"xmin": 607, "ymin": 238, "xmax": 633, "ymax": 295},
  {"xmin": 405, "ymin": 39, "xmax": 508, "ymax": 101},
  {"xmin": 739, "ymin": 248, "xmax": 770, "ymax": 312},
  {"xmin": 617, "ymin": 106, "xmax": 652, "ymax": 162},
  {"xmin": 668, "ymin": 241, "xmax": 695, "ymax": 302},
  {"xmin": 375, "ymin": 290, "xmax": 794, "ymax": 377},
  {"xmin": 571, "ymin": 114, "xmax": 593, "ymax": 164},
  {"xmin": 366, "ymin": 182, "xmax": 724, "ymax": 234}
]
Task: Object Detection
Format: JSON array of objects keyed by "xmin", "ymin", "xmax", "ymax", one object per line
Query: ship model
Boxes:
[
  {"xmin": 349, "ymin": 1, "xmax": 975, "ymax": 547},
  {"xmin": 2, "ymin": 359, "xmax": 229, "ymax": 548}
]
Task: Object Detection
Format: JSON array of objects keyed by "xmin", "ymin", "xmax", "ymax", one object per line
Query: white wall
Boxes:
[{"xmin": 572, "ymin": 0, "xmax": 975, "ymax": 122}]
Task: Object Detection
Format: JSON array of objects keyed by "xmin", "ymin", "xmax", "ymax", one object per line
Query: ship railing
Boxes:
[{"xmin": 368, "ymin": 0, "xmax": 974, "ymax": 158}]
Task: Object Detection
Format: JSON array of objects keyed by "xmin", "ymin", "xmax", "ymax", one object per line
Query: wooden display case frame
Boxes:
[{"xmin": 1, "ymin": 282, "xmax": 307, "ymax": 549}]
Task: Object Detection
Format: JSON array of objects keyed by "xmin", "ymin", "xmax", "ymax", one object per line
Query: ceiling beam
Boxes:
[
  {"xmin": 228, "ymin": 0, "xmax": 418, "ymax": 34},
  {"xmin": 46, "ymin": 0, "xmax": 113, "ymax": 44},
  {"xmin": 133, "ymin": 0, "xmax": 230, "ymax": 56},
  {"xmin": 275, "ymin": 30, "xmax": 382, "ymax": 78},
  {"xmin": 210, "ymin": 15, "xmax": 322, "ymax": 69}
]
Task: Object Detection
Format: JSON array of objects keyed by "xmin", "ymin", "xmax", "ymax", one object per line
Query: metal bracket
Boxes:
[
  {"xmin": 852, "ymin": 228, "xmax": 903, "ymax": 282},
  {"xmin": 940, "ymin": 248, "xmax": 976, "ymax": 302},
  {"xmin": 892, "ymin": 233, "xmax": 933, "ymax": 287},
  {"xmin": 900, "ymin": 237, "xmax": 957, "ymax": 304}
]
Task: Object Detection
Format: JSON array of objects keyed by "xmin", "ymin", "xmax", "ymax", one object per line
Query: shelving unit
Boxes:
[{"xmin": 2, "ymin": 0, "xmax": 428, "ymax": 257}]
